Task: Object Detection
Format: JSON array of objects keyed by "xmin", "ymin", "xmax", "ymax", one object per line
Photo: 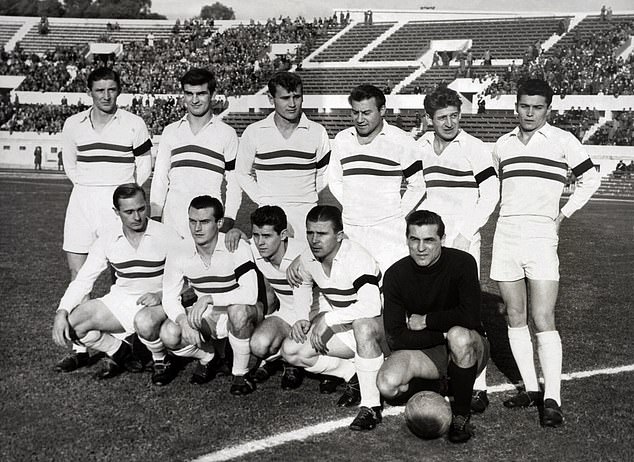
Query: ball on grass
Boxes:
[{"xmin": 405, "ymin": 391, "xmax": 452, "ymax": 439}]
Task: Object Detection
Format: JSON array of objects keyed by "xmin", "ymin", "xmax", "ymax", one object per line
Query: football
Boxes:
[{"xmin": 405, "ymin": 391, "xmax": 452, "ymax": 439}]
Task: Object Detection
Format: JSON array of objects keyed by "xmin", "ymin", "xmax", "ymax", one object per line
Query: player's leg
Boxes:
[
  {"xmin": 498, "ymin": 279, "xmax": 542, "ymax": 407},
  {"xmin": 282, "ymin": 329, "xmax": 356, "ymax": 379},
  {"xmin": 349, "ymin": 316, "xmax": 385, "ymax": 431},
  {"xmin": 68, "ymin": 299, "xmax": 131, "ymax": 379},
  {"xmin": 377, "ymin": 349, "xmax": 441, "ymax": 399},
  {"xmin": 529, "ymin": 279, "xmax": 563, "ymax": 427},
  {"xmin": 227, "ymin": 303, "xmax": 263, "ymax": 395},
  {"xmin": 134, "ymin": 304, "xmax": 176, "ymax": 385}
]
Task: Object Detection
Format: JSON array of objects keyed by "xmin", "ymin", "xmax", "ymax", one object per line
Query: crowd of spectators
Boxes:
[
  {"xmin": 587, "ymin": 110, "xmax": 634, "ymax": 145},
  {"xmin": 549, "ymin": 107, "xmax": 601, "ymax": 141}
]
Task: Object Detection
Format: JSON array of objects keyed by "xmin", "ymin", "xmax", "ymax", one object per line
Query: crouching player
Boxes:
[
  {"xmin": 52, "ymin": 183, "xmax": 180, "ymax": 379},
  {"xmin": 377, "ymin": 210, "xmax": 489, "ymax": 443},
  {"xmin": 160, "ymin": 195, "xmax": 262, "ymax": 395},
  {"xmin": 282, "ymin": 205, "xmax": 385, "ymax": 431},
  {"xmin": 248, "ymin": 205, "xmax": 311, "ymax": 389}
]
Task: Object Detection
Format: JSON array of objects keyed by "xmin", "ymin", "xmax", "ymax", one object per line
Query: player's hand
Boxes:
[
  {"xmin": 52, "ymin": 311, "xmax": 71, "ymax": 347},
  {"xmin": 188, "ymin": 295, "xmax": 212, "ymax": 330},
  {"xmin": 554, "ymin": 212, "xmax": 565, "ymax": 235},
  {"xmin": 309, "ymin": 313, "xmax": 330, "ymax": 354},
  {"xmin": 178, "ymin": 317, "xmax": 203, "ymax": 348},
  {"xmin": 136, "ymin": 292, "xmax": 161, "ymax": 307},
  {"xmin": 452, "ymin": 234, "xmax": 471, "ymax": 253},
  {"xmin": 290, "ymin": 319, "xmax": 311, "ymax": 343},
  {"xmin": 286, "ymin": 256, "xmax": 304, "ymax": 288},
  {"xmin": 407, "ymin": 314, "xmax": 427, "ymax": 331},
  {"xmin": 224, "ymin": 227, "xmax": 248, "ymax": 252}
]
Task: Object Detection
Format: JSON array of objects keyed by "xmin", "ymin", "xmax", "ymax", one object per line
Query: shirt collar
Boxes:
[
  {"xmin": 78, "ymin": 107, "xmax": 121, "ymax": 124},
  {"xmin": 509, "ymin": 122, "xmax": 553, "ymax": 139},
  {"xmin": 261, "ymin": 111, "xmax": 310, "ymax": 130},
  {"xmin": 420, "ymin": 129, "xmax": 465, "ymax": 147},
  {"xmin": 114, "ymin": 218, "xmax": 155, "ymax": 240},
  {"xmin": 177, "ymin": 113, "xmax": 216, "ymax": 129}
]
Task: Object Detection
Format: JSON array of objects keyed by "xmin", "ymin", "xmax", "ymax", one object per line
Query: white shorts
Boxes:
[
  {"xmin": 442, "ymin": 215, "xmax": 482, "ymax": 274},
  {"xmin": 99, "ymin": 288, "xmax": 145, "ymax": 334},
  {"xmin": 163, "ymin": 190, "xmax": 200, "ymax": 240},
  {"xmin": 345, "ymin": 217, "xmax": 408, "ymax": 273},
  {"xmin": 184, "ymin": 304, "xmax": 229, "ymax": 339},
  {"xmin": 275, "ymin": 202, "xmax": 315, "ymax": 244},
  {"xmin": 490, "ymin": 216, "xmax": 559, "ymax": 282},
  {"xmin": 269, "ymin": 304, "xmax": 305, "ymax": 327},
  {"xmin": 63, "ymin": 184, "xmax": 119, "ymax": 253},
  {"xmin": 330, "ymin": 323, "xmax": 357, "ymax": 353}
]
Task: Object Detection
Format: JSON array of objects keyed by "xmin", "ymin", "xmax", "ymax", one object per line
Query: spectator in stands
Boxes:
[
  {"xmin": 58, "ymin": 150, "xmax": 63, "ymax": 171},
  {"xmin": 601, "ymin": 5, "xmax": 606, "ymax": 20},
  {"xmin": 477, "ymin": 96, "xmax": 486, "ymax": 114},
  {"xmin": 39, "ymin": 16, "xmax": 49, "ymax": 35},
  {"xmin": 34, "ymin": 146, "xmax": 42, "ymax": 170},
  {"xmin": 432, "ymin": 51, "xmax": 441, "ymax": 67},
  {"xmin": 483, "ymin": 50, "xmax": 492, "ymax": 66},
  {"xmin": 606, "ymin": 6, "xmax": 613, "ymax": 21},
  {"xmin": 615, "ymin": 159, "xmax": 627, "ymax": 173}
]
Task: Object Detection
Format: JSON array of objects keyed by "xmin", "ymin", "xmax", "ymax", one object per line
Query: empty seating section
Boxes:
[
  {"xmin": 547, "ymin": 14, "xmax": 634, "ymax": 55},
  {"xmin": 0, "ymin": 22, "xmax": 22, "ymax": 47},
  {"xmin": 460, "ymin": 111, "xmax": 517, "ymax": 142},
  {"xmin": 18, "ymin": 22, "xmax": 176, "ymax": 53},
  {"xmin": 362, "ymin": 17, "xmax": 569, "ymax": 62},
  {"xmin": 311, "ymin": 22, "xmax": 395, "ymax": 62},
  {"xmin": 297, "ymin": 67, "xmax": 417, "ymax": 94},
  {"xmin": 400, "ymin": 65, "xmax": 508, "ymax": 94}
]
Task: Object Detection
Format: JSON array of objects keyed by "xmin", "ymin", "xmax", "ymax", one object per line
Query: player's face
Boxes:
[
  {"xmin": 306, "ymin": 220, "xmax": 343, "ymax": 261},
  {"xmin": 188, "ymin": 206, "xmax": 221, "ymax": 246},
  {"xmin": 515, "ymin": 94, "xmax": 550, "ymax": 134},
  {"xmin": 88, "ymin": 79, "xmax": 120, "ymax": 114},
  {"xmin": 270, "ymin": 85, "xmax": 303, "ymax": 123},
  {"xmin": 252, "ymin": 224, "xmax": 286, "ymax": 259},
  {"xmin": 115, "ymin": 191, "xmax": 148, "ymax": 233},
  {"xmin": 351, "ymin": 97, "xmax": 385, "ymax": 138},
  {"xmin": 430, "ymin": 105, "xmax": 460, "ymax": 142},
  {"xmin": 183, "ymin": 83, "xmax": 212, "ymax": 117},
  {"xmin": 407, "ymin": 224, "xmax": 444, "ymax": 267}
]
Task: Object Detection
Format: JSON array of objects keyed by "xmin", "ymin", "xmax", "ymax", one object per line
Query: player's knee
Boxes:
[
  {"xmin": 76, "ymin": 329, "xmax": 101, "ymax": 348},
  {"xmin": 376, "ymin": 366, "xmax": 401, "ymax": 398},
  {"xmin": 249, "ymin": 332, "xmax": 272, "ymax": 359},
  {"xmin": 134, "ymin": 309, "xmax": 157, "ymax": 339},
  {"xmin": 447, "ymin": 326, "xmax": 476, "ymax": 361},
  {"xmin": 159, "ymin": 320, "xmax": 181, "ymax": 349},
  {"xmin": 280, "ymin": 338, "xmax": 303, "ymax": 365},
  {"xmin": 531, "ymin": 313, "xmax": 556, "ymax": 332},
  {"xmin": 227, "ymin": 304, "xmax": 252, "ymax": 330},
  {"xmin": 352, "ymin": 317, "xmax": 380, "ymax": 343}
]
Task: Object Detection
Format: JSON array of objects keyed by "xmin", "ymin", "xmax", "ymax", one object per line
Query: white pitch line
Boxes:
[{"xmin": 192, "ymin": 363, "xmax": 634, "ymax": 462}]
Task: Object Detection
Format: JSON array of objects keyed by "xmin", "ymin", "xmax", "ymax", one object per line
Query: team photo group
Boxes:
[{"xmin": 50, "ymin": 65, "xmax": 600, "ymax": 444}]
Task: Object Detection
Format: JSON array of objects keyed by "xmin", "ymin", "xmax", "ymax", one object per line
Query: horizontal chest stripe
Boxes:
[
  {"xmin": 499, "ymin": 156, "xmax": 567, "ymax": 171},
  {"xmin": 171, "ymin": 160, "xmax": 224, "ymax": 174},
  {"xmin": 267, "ymin": 277, "xmax": 288, "ymax": 285},
  {"xmin": 114, "ymin": 268, "xmax": 164, "ymax": 279},
  {"xmin": 502, "ymin": 170, "xmax": 566, "ymax": 183},
  {"xmin": 111, "ymin": 259, "xmax": 166, "ymax": 270},
  {"xmin": 322, "ymin": 287, "xmax": 356, "ymax": 296},
  {"xmin": 256, "ymin": 150, "xmax": 315, "ymax": 160},
  {"xmin": 341, "ymin": 155, "xmax": 399, "ymax": 167},
  {"xmin": 254, "ymin": 162, "xmax": 317, "ymax": 171},
  {"xmin": 274, "ymin": 287, "xmax": 293, "ymax": 296},
  {"xmin": 343, "ymin": 168, "xmax": 402, "ymax": 177},
  {"xmin": 572, "ymin": 158, "xmax": 594, "ymax": 177},
  {"xmin": 195, "ymin": 283, "xmax": 240, "ymax": 294},
  {"xmin": 172, "ymin": 145, "xmax": 224, "ymax": 162},
  {"xmin": 77, "ymin": 155, "xmax": 134, "ymax": 164},
  {"xmin": 426, "ymin": 179, "xmax": 477, "ymax": 188},
  {"xmin": 133, "ymin": 139, "xmax": 152, "ymax": 157},
  {"xmin": 475, "ymin": 166, "xmax": 497, "ymax": 184},
  {"xmin": 424, "ymin": 166, "xmax": 473, "ymax": 177},
  {"xmin": 188, "ymin": 274, "xmax": 235, "ymax": 284},
  {"xmin": 77, "ymin": 142, "xmax": 132, "ymax": 153},
  {"xmin": 316, "ymin": 152, "xmax": 331, "ymax": 169}
]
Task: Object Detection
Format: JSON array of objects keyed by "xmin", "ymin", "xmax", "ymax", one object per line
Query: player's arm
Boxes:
[
  {"xmin": 289, "ymin": 276, "xmax": 314, "ymax": 344},
  {"xmin": 560, "ymin": 135, "xmax": 601, "ymax": 222},
  {"xmin": 61, "ymin": 119, "xmax": 79, "ymax": 184},
  {"xmin": 149, "ymin": 126, "xmax": 172, "ymax": 220},
  {"xmin": 457, "ymin": 143, "xmax": 500, "ymax": 242},
  {"xmin": 400, "ymin": 139, "xmax": 426, "ymax": 215},
  {"xmin": 235, "ymin": 128, "xmax": 264, "ymax": 204},
  {"xmin": 425, "ymin": 255, "xmax": 482, "ymax": 332},
  {"xmin": 212, "ymin": 241, "xmax": 259, "ymax": 306},
  {"xmin": 161, "ymin": 250, "xmax": 188, "ymax": 323},
  {"xmin": 315, "ymin": 127, "xmax": 331, "ymax": 193},
  {"xmin": 222, "ymin": 127, "xmax": 242, "ymax": 229},
  {"xmin": 383, "ymin": 269, "xmax": 445, "ymax": 351},
  {"xmin": 132, "ymin": 120, "xmax": 153, "ymax": 187},
  {"xmin": 326, "ymin": 138, "xmax": 344, "ymax": 205}
]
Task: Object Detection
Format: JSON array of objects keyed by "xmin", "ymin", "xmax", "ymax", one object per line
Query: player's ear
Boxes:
[
  {"xmin": 440, "ymin": 234, "xmax": 446, "ymax": 245},
  {"xmin": 336, "ymin": 230, "xmax": 344, "ymax": 242},
  {"xmin": 280, "ymin": 229, "xmax": 288, "ymax": 240},
  {"xmin": 267, "ymin": 91, "xmax": 274, "ymax": 105},
  {"xmin": 217, "ymin": 217, "xmax": 224, "ymax": 229}
]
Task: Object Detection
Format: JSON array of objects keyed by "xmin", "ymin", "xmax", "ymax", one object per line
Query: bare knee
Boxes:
[
  {"xmin": 281, "ymin": 338, "xmax": 310, "ymax": 366},
  {"xmin": 249, "ymin": 330, "xmax": 273, "ymax": 359},
  {"xmin": 377, "ymin": 365, "xmax": 403, "ymax": 399},
  {"xmin": 352, "ymin": 317, "xmax": 382, "ymax": 356},
  {"xmin": 159, "ymin": 320, "xmax": 181, "ymax": 349},
  {"xmin": 447, "ymin": 326, "xmax": 477, "ymax": 367},
  {"xmin": 228, "ymin": 304, "xmax": 257, "ymax": 336},
  {"xmin": 134, "ymin": 308, "xmax": 163, "ymax": 340}
]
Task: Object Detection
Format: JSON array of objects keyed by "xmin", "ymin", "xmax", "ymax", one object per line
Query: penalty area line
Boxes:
[{"xmin": 191, "ymin": 363, "xmax": 634, "ymax": 462}]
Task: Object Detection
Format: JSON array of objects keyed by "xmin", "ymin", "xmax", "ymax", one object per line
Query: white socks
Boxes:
[
  {"xmin": 228, "ymin": 332, "xmax": 251, "ymax": 376},
  {"xmin": 473, "ymin": 366, "xmax": 488, "ymax": 391},
  {"xmin": 305, "ymin": 355, "xmax": 356, "ymax": 381},
  {"xmin": 138, "ymin": 336, "xmax": 166, "ymax": 362},
  {"xmin": 355, "ymin": 354, "xmax": 384, "ymax": 408},
  {"xmin": 508, "ymin": 325, "xmax": 540, "ymax": 392},
  {"xmin": 537, "ymin": 330, "xmax": 562, "ymax": 404},
  {"xmin": 79, "ymin": 331, "xmax": 121, "ymax": 357}
]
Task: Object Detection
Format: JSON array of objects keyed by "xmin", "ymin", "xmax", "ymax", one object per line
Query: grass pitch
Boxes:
[{"xmin": 0, "ymin": 175, "xmax": 632, "ymax": 462}]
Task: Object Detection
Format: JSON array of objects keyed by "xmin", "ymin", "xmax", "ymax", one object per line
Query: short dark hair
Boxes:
[
  {"xmin": 348, "ymin": 84, "xmax": 386, "ymax": 110},
  {"xmin": 250, "ymin": 205, "xmax": 288, "ymax": 234},
  {"xmin": 268, "ymin": 71, "xmax": 303, "ymax": 96},
  {"xmin": 87, "ymin": 67, "xmax": 120, "ymax": 91},
  {"xmin": 406, "ymin": 210, "xmax": 445, "ymax": 238},
  {"xmin": 112, "ymin": 183, "xmax": 145, "ymax": 209},
  {"xmin": 306, "ymin": 205, "xmax": 343, "ymax": 233},
  {"xmin": 189, "ymin": 195, "xmax": 224, "ymax": 220},
  {"xmin": 180, "ymin": 68, "xmax": 216, "ymax": 93},
  {"xmin": 517, "ymin": 78, "xmax": 554, "ymax": 106},
  {"xmin": 424, "ymin": 86, "xmax": 462, "ymax": 118}
]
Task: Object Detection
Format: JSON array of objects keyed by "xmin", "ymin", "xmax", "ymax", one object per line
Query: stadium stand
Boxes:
[
  {"xmin": 587, "ymin": 110, "xmax": 634, "ymax": 145},
  {"xmin": 400, "ymin": 65, "xmax": 508, "ymax": 94},
  {"xmin": 296, "ymin": 66, "xmax": 417, "ymax": 94},
  {"xmin": 0, "ymin": 21, "xmax": 23, "ymax": 48},
  {"xmin": 311, "ymin": 21, "xmax": 396, "ymax": 62}
]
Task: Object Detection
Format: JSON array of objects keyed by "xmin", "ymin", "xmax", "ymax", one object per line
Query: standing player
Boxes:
[
  {"xmin": 417, "ymin": 86, "xmax": 499, "ymax": 412},
  {"xmin": 491, "ymin": 79, "xmax": 600, "ymax": 427},
  {"xmin": 248, "ymin": 206, "xmax": 310, "ymax": 389},
  {"xmin": 236, "ymin": 71, "xmax": 330, "ymax": 241},
  {"xmin": 150, "ymin": 68, "xmax": 241, "ymax": 239},
  {"xmin": 52, "ymin": 184, "xmax": 178, "ymax": 380},
  {"xmin": 160, "ymin": 196, "xmax": 261, "ymax": 395},
  {"xmin": 328, "ymin": 84, "xmax": 425, "ymax": 272},
  {"xmin": 282, "ymin": 206, "xmax": 385, "ymax": 431},
  {"xmin": 57, "ymin": 68, "xmax": 152, "ymax": 372},
  {"xmin": 377, "ymin": 210, "xmax": 489, "ymax": 443}
]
